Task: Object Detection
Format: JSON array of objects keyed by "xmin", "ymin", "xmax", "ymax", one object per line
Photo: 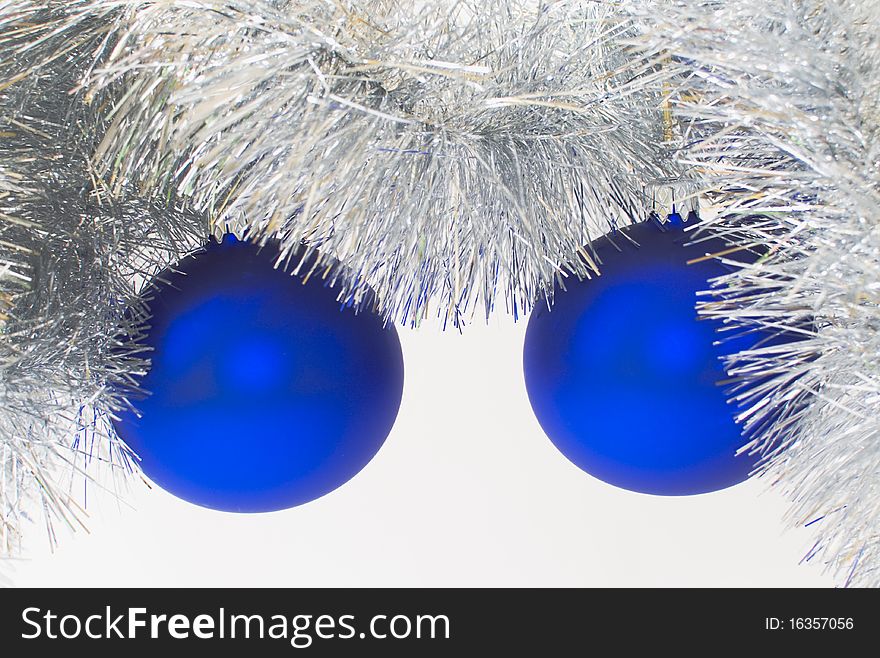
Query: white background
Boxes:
[{"xmin": 10, "ymin": 318, "xmax": 832, "ymax": 587}]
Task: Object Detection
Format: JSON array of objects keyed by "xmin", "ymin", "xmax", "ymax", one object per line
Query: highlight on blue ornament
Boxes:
[
  {"xmin": 523, "ymin": 217, "xmax": 790, "ymax": 496},
  {"xmin": 113, "ymin": 235, "xmax": 404, "ymax": 513}
]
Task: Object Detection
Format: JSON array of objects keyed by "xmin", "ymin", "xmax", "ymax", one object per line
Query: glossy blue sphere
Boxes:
[
  {"xmin": 114, "ymin": 237, "xmax": 404, "ymax": 512},
  {"xmin": 523, "ymin": 221, "xmax": 761, "ymax": 496}
]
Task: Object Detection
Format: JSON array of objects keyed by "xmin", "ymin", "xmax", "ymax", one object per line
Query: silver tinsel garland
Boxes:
[
  {"xmin": 632, "ymin": 0, "xmax": 880, "ymax": 586},
  {"xmin": 1, "ymin": 0, "xmax": 878, "ymax": 587},
  {"xmin": 75, "ymin": 0, "xmax": 679, "ymax": 326},
  {"xmin": 0, "ymin": 2, "xmax": 205, "ymax": 554}
]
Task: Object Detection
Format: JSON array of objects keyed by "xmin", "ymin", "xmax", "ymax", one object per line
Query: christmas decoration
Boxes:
[
  {"xmin": 0, "ymin": 0, "xmax": 675, "ymax": 556},
  {"xmin": 525, "ymin": 218, "xmax": 766, "ymax": 495},
  {"xmin": 630, "ymin": 0, "xmax": 880, "ymax": 587},
  {"xmin": 113, "ymin": 236, "xmax": 404, "ymax": 512},
  {"xmin": 0, "ymin": 10, "xmax": 205, "ymax": 553},
  {"xmin": 0, "ymin": 0, "xmax": 878, "ymax": 587},
  {"xmin": 59, "ymin": 0, "xmax": 678, "ymax": 326}
]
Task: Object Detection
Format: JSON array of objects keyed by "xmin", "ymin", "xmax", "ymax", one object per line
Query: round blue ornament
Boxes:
[
  {"xmin": 114, "ymin": 236, "xmax": 404, "ymax": 512},
  {"xmin": 523, "ymin": 218, "xmax": 766, "ymax": 496}
]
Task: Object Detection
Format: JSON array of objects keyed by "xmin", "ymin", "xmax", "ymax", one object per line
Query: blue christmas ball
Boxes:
[
  {"xmin": 523, "ymin": 220, "xmax": 765, "ymax": 496},
  {"xmin": 114, "ymin": 236, "xmax": 404, "ymax": 512}
]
